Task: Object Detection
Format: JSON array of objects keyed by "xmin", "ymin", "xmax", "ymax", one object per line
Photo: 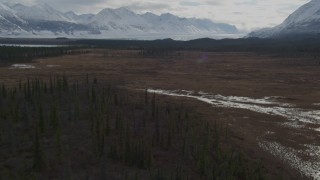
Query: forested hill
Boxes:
[{"xmin": 73, "ymin": 37, "xmax": 320, "ymax": 54}]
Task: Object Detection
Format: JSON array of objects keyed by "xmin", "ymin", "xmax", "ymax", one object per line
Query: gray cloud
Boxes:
[
  {"xmin": 232, "ymin": 12, "xmax": 245, "ymax": 15},
  {"xmin": 34, "ymin": 0, "xmax": 108, "ymax": 13},
  {"xmin": 179, "ymin": 1, "xmax": 201, "ymax": 6},
  {"xmin": 204, "ymin": 1, "xmax": 224, "ymax": 6},
  {"xmin": 125, "ymin": 2, "xmax": 171, "ymax": 12}
]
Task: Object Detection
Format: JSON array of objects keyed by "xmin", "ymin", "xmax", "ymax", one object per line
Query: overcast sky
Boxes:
[{"xmin": 1, "ymin": 0, "xmax": 311, "ymax": 31}]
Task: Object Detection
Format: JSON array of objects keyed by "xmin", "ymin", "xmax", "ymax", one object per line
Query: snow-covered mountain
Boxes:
[
  {"xmin": 248, "ymin": 0, "xmax": 320, "ymax": 38},
  {"xmin": 9, "ymin": 3, "xmax": 72, "ymax": 22},
  {"xmin": 0, "ymin": 2, "xmax": 240, "ymax": 39},
  {"xmin": 142, "ymin": 12, "xmax": 238, "ymax": 34},
  {"xmin": 88, "ymin": 7, "xmax": 151, "ymax": 32},
  {"xmin": 0, "ymin": 3, "xmax": 27, "ymax": 32}
]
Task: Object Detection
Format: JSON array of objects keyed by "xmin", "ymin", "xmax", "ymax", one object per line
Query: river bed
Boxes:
[{"xmin": 148, "ymin": 89, "xmax": 320, "ymax": 179}]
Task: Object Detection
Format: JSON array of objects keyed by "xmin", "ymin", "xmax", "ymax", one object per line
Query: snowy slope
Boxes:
[
  {"xmin": 144, "ymin": 13, "xmax": 199, "ymax": 33},
  {"xmin": 10, "ymin": 3, "xmax": 73, "ymax": 22},
  {"xmin": 0, "ymin": 3, "xmax": 27, "ymax": 33},
  {"xmin": 248, "ymin": 0, "xmax": 320, "ymax": 38},
  {"xmin": 141, "ymin": 12, "xmax": 238, "ymax": 34},
  {"xmin": 89, "ymin": 8, "xmax": 151, "ymax": 32},
  {"xmin": 283, "ymin": 0, "xmax": 320, "ymax": 25}
]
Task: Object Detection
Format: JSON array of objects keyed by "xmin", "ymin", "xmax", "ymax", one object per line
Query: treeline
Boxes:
[
  {"xmin": 102, "ymin": 48, "xmax": 183, "ymax": 59},
  {"xmin": 75, "ymin": 37, "xmax": 320, "ymax": 55},
  {"xmin": 0, "ymin": 46, "xmax": 88, "ymax": 64},
  {"xmin": 0, "ymin": 75, "xmax": 265, "ymax": 179},
  {"xmin": 138, "ymin": 48, "xmax": 183, "ymax": 58}
]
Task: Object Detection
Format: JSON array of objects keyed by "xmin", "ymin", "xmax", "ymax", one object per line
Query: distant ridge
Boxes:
[{"xmin": 0, "ymin": 2, "xmax": 240, "ymax": 40}]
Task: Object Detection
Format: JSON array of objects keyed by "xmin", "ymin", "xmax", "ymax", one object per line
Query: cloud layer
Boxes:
[{"xmin": 0, "ymin": 0, "xmax": 311, "ymax": 31}]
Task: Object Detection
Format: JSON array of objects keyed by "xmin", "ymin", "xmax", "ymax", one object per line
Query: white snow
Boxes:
[
  {"xmin": 265, "ymin": 131, "xmax": 275, "ymax": 135},
  {"xmin": 259, "ymin": 141, "xmax": 320, "ymax": 180},
  {"xmin": 11, "ymin": 3, "xmax": 73, "ymax": 22},
  {"xmin": 281, "ymin": 121, "xmax": 306, "ymax": 129},
  {"xmin": 283, "ymin": 0, "xmax": 320, "ymax": 25},
  {"xmin": 314, "ymin": 127, "xmax": 320, "ymax": 132},
  {"xmin": 0, "ymin": 3, "xmax": 26, "ymax": 23},
  {"xmin": 9, "ymin": 64, "xmax": 35, "ymax": 69},
  {"xmin": 147, "ymin": 89, "xmax": 320, "ymax": 124}
]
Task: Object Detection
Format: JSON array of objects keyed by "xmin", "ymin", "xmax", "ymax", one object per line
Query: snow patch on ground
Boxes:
[
  {"xmin": 9, "ymin": 64, "xmax": 35, "ymax": 69},
  {"xmin": 314, "ymin": 127, "xmax": 320, "ymax": 132},
  {"xmin": 148, "ymin": 89, "xmax": 320, "ymax": 124},
  {"xmin": 259, "ymin": 141, "xmax": 320, "ymax": 180},
  {"xmin": 281, "ymin": 121, "xmax": 306, "ymax": 129},
  {"xmin": 265, "ymin": 131, "xmax": 275, "ymax": 135}
]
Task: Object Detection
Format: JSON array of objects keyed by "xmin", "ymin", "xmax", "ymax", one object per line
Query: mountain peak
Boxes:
[
  {"xmin": 283, "ymin": 0, "xmax": 320, "ymax": 24},
  {"xmin": 248, "ymin": 0, "xmax": 320, "ymax": 38},
  {"xmin": 160, "ymin": 13, "xmax": 176, "ymax": 18},
  {"xmin": 116, "ymin": 7, "xmax": 131, "ymax": 12},
  {"xmin": 99, "ymin": 7, "xmax": 134, "ymax": 15},
  {"xmin": 143, "ymin": 12, "xmax": 156, "ymax": 16}
]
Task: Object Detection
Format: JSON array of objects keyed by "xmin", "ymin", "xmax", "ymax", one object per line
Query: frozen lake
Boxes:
[{"xmin": 0, "ymin": 44, "xmax": 68, "ymax": 47}]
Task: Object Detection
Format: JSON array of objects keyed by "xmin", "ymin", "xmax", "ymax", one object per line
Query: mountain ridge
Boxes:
[
  {"xmin": 248, "ymin": 0, "xmax": 320, "ymax": 38},
  {"xmin": 0, "ymin": 2, "xmax": 240, "ymax": 40}
]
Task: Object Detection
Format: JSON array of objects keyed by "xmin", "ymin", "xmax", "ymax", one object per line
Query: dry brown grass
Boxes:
[{"xmin": 1, "ymin": 49, "xmax": 319, "ymax": 179}]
